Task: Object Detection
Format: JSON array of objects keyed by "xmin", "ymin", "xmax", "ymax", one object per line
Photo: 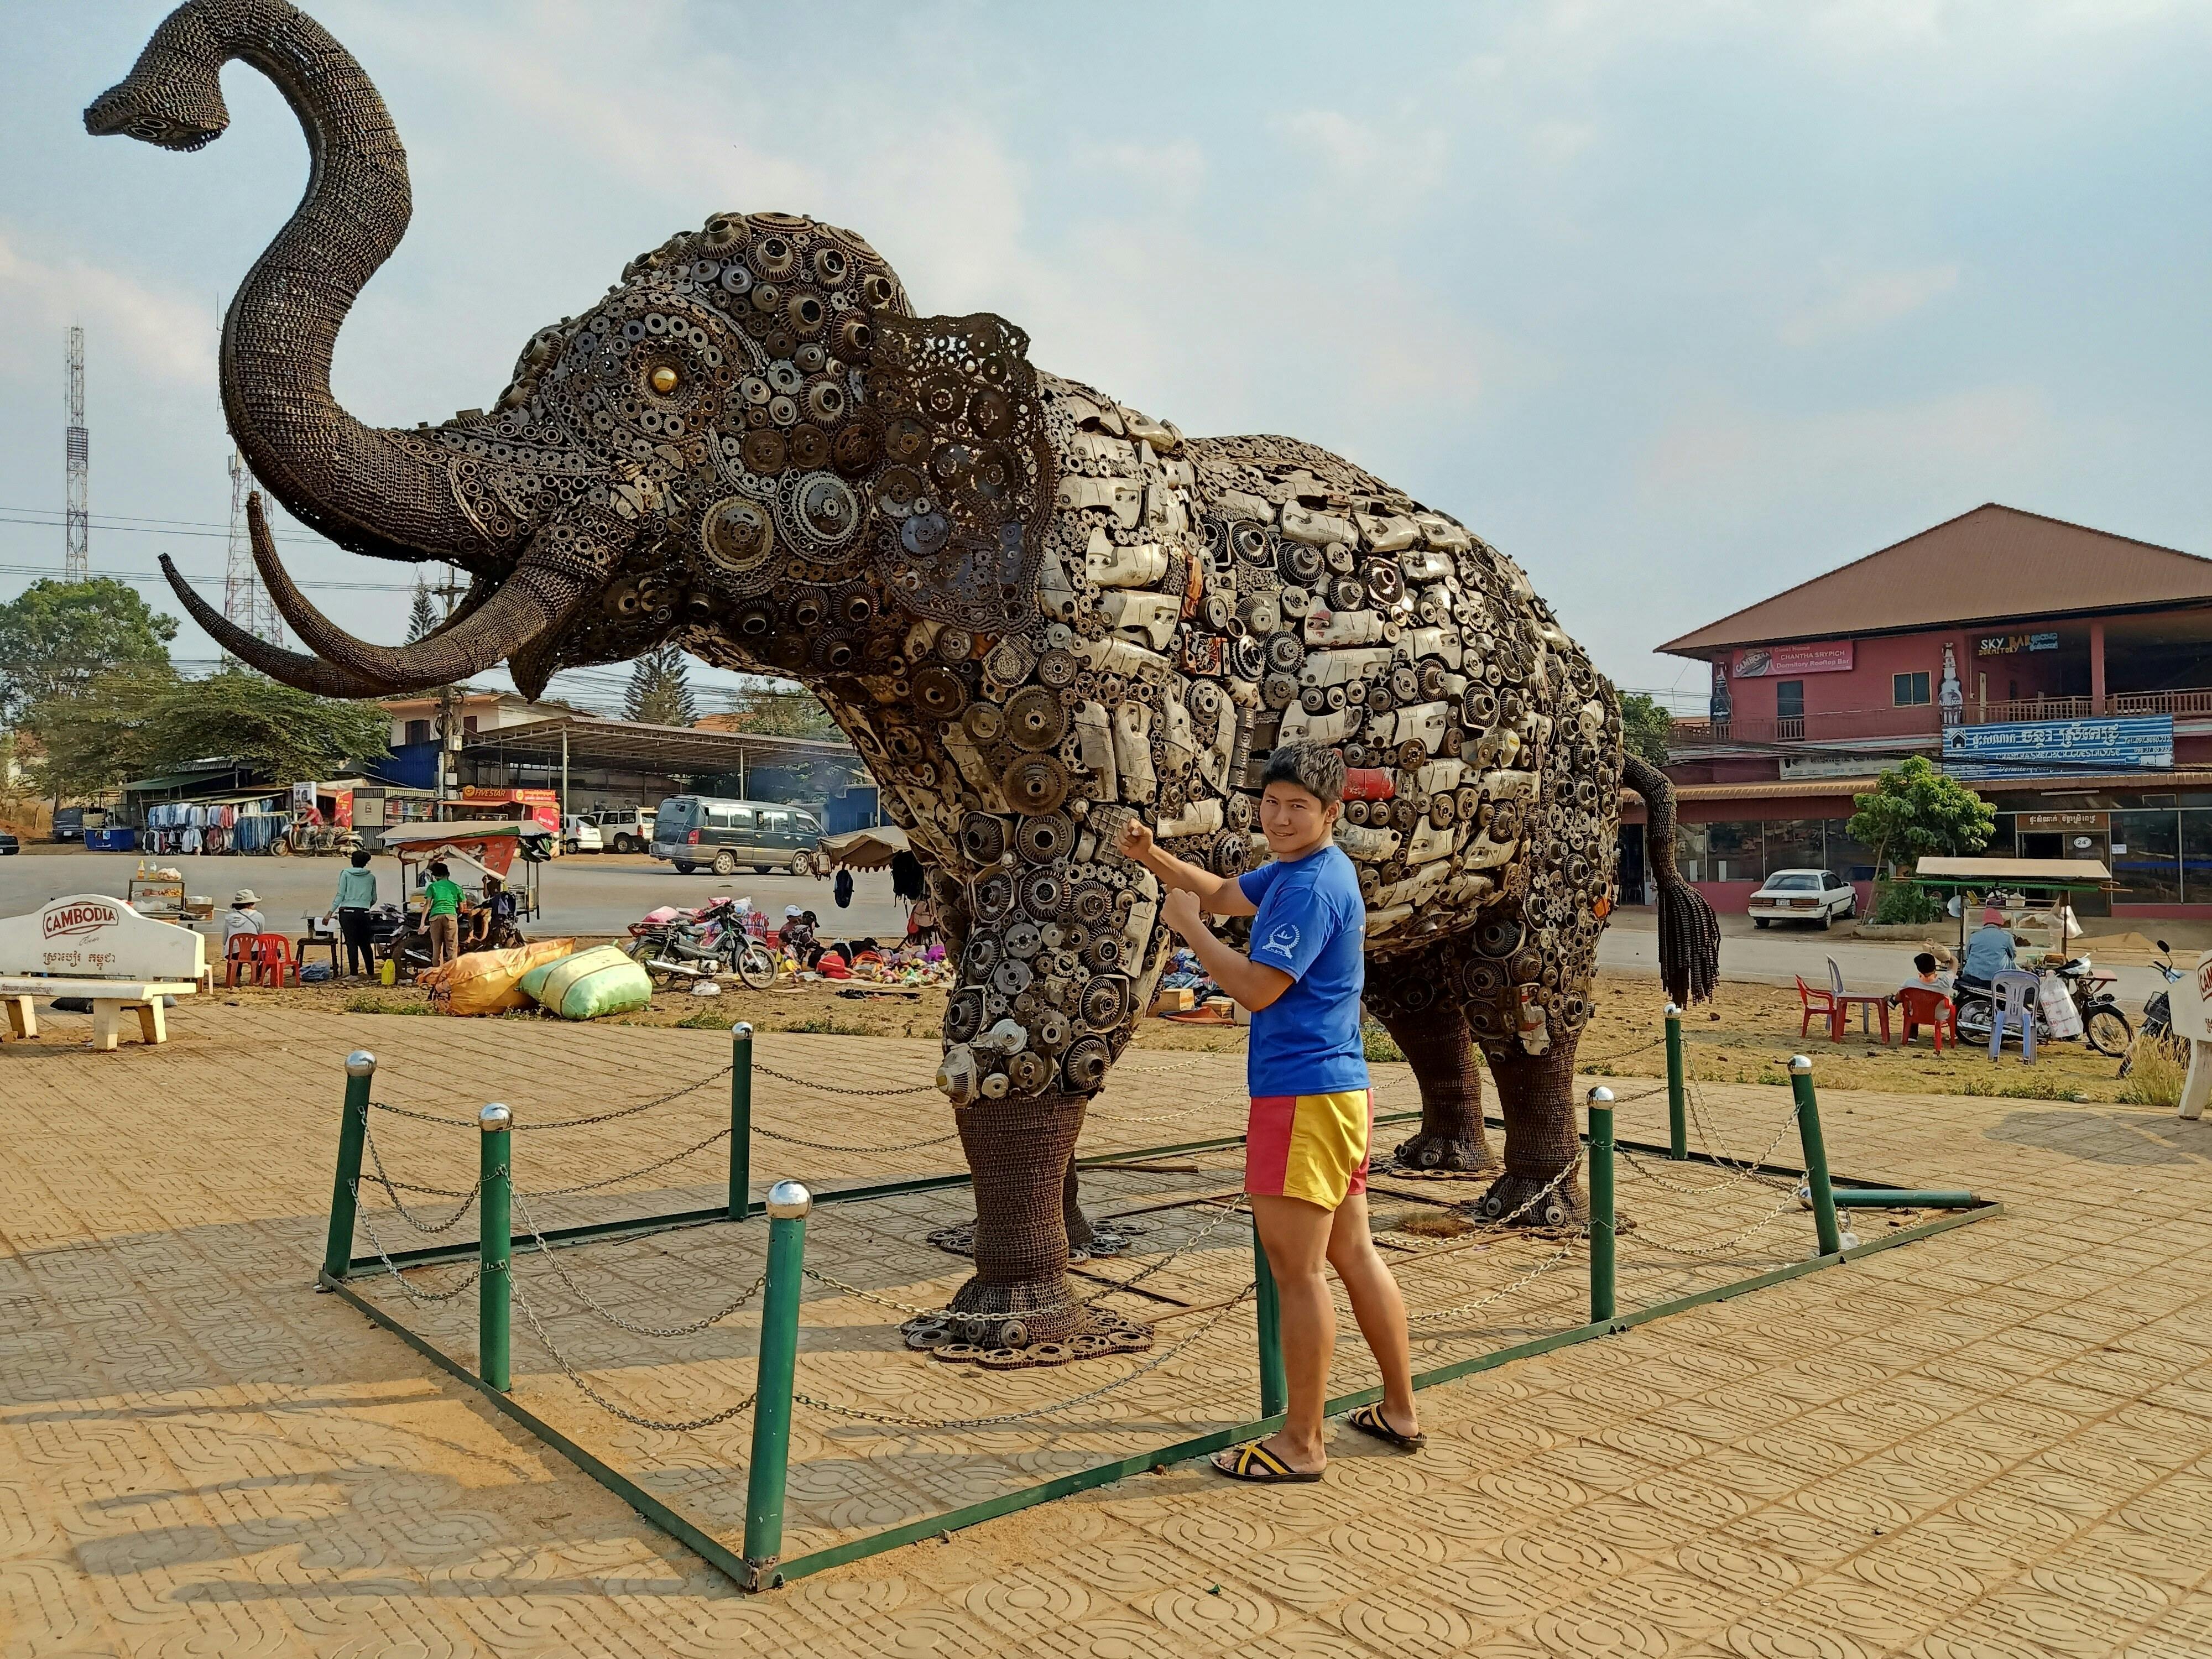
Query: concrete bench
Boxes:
[{"xmin": 0, "ymin": 978, "xmax": 200, "ymax": 1050}]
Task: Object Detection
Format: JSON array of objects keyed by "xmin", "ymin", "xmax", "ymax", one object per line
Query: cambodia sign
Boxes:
[
  {"xmin": 2017, "ymin": 811, "xmax": 2109, "ymax": 833},
  {"xmin": 1731, "ymin": 641, "xmax": 1854, "ymax": 677},
  {"xmin": 1976, "ymin": 631, "xmax": 2059, "ymax": 656},
  {"xmin": 0, "ymin": 894, "xmax": 206, "ymax": 980},
  {"xmin": 1940, "ymin": 714, "xmax": 2173, "ymax": 781}
]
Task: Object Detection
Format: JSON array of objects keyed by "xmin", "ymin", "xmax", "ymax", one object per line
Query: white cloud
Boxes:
[
  {"xmin": 1071, "ymin": 140, "xmax": 1207, "ymax": 215},
  {"xmin": 1636, "ymin": 383, "xmax": 2058, "ymax": 509},
  {"xmin": 0, "ymin": 228, "xmax": 214, "ymax": 386},
  {"xmin": 1272, "ymin": 108, "xmax": 1448, "ymax": 212},
  {"xmin": 1780, "ymin": 260, "xmax": 1961, "ymax": 346}
]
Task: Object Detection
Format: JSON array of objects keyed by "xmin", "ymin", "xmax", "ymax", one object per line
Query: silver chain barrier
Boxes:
[
  {"xmin": 368, "ymin": 1063, "xmax": 734, "ymax": 1133},
  {"xmin": 360, "ymin": 1121, "xmax": 482, "ymax": 1230},
  {"xmin": 753, "ymin": 1122, "xmax": 960, "ymax": 1152},
  {"xmin": 1407, "ymin": 1237, "xmax": 1577, "ymax": 1327},
  {"xmin": 352, "ymin": 1200, "xmax": 484, "ymax": 1304},
  {"xmin": 510, "ymin": 1186, "xmax": 767, "ymax": 1338},
  {"xmin": 751, "ymin": 1062, "xmax": 941, "ymax": 1098},
  {"xmin": 795, "ymin": 1289, "xmax": 1255, "ymax": 1430},
  {"xmin": 508, "ymin": 1269, "xmax": 758, "ymax": 1433},
  {"xmin": 517, "ymin": 1124, "xmax": 734, "ymax": 1199}
]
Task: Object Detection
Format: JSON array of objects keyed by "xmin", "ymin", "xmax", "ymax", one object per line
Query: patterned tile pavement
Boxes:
[{"xmin": 2, "ymin": 1000, "xmax": 2210, "ymax": 1656}]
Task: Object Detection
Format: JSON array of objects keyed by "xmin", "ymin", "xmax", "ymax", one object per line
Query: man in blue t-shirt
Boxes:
[{"xmin": 1118, "ymin": 742, "xmax": 1421, "ymax": 1483}]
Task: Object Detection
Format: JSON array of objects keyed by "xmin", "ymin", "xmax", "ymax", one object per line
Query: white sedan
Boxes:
[
  {"xmin": 1749, "ymin": 868, "xmax": 1857, "ymax": 928},
  {"xmin": 560, "ymin": 816, "xmax": 604, "ymax": 855}
]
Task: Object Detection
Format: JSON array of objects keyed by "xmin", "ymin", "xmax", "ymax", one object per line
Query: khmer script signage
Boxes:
[{"xmin": 1940, "ymin": 714, "xmax": 2173, "ymax": 781}]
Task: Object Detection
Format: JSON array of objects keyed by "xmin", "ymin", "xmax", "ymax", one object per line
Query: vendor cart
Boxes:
[{"xmin": 372, "ymin": 822, "xmax": 554, "ymax": 979}]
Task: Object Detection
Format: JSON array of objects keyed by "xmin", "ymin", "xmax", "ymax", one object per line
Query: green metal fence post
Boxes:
[
  {"xmin": 479, "ymin": 1103, "xmax": 513, "ymax": 1391},
  {"xmin": 1664, "ymin": 1003, "xmax": 1687, "ymax": 1160},
  {"xmin": 320, "ymin": 1050, "xmax": 375, "ymax": 1284},
  {"xmin": 1253, "ymin": 1221, "xmax": 1287, "ymax": 1418},
  {"xmin": 1588, "ymin": 1087, "xmax": 1617, "ymax": 1324},
  {"xmin": 729, "ymin": 1022, "xmax": 754, "ymax": 1222},
  {"xmin": 744, "ymin": 1179, "xmax": 811, "ymax": 1590},
  {"xmin": 1788, "ymin": 1056, "xmax": 1844, "ymax": 1256}
]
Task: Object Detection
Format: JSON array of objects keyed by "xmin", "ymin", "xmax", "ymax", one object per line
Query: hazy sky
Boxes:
[{"xmin": 3, "ymin": 0, "xmax": 2208, "ymax": 713}]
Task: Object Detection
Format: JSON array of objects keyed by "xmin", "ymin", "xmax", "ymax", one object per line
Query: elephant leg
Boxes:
[
  {"xmin": 1365, "ymin": 963, "xmax": 1497, "ymax": 1175},
  {"xmin": 1062, "ymin": 1154, "xmax": 1096, "ymax": 1258},
  {"xmin": 1475, "ymin": 1032, "xmax": 1587, "ymax": 1227},
  {"xmin": 942, "ymin": 1092, "xmax": 1087, "ymax": 1344}
]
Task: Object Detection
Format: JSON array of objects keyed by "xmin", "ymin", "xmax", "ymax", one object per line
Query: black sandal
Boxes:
[
  {"xmin": 1343, "ymin": 1402, "xmax": 1426, "ymax": 1451},
  {"xmin": 1211, "ymin": 1441, "xmax": 1324, "ymax": 1483}
]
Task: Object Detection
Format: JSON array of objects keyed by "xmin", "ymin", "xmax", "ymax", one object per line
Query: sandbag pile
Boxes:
[{"xmin": 520, "ymin": 944, "xmax": 653, "ymax": 1020}]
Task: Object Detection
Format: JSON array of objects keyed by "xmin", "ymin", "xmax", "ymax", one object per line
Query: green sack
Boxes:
[
  {"xmin": 530, "ymin": 943, "xmax": 653, "ymax": 1020},
  {"xmin": 517, "ymin": 948, "xmax": 577, "ymax": 1004}
]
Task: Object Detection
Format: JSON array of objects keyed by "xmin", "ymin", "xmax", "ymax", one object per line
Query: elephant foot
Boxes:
[
  {"xmin": 901, "ymin": 1301, "xmax": 1152, "ymax": 1368},
  {"xmin": 1472, "ymin": 1170, "xmax": 1585, "ymax": 1230},
  {"xmin": 1389, "ymin": 1129, "xmax": 1501, "ymax": 1177}
]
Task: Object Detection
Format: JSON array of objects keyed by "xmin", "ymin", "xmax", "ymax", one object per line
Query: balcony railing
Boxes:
[{"xmin": 1671, "ymin": 686, "xmax": 2212, "ymax": 750}]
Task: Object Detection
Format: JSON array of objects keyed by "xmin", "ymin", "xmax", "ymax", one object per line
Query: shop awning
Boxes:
[
  {"xmin": 815, "ymin": 826, "xmax": 910, "ymax": 870},
  {"xmin": 1912, "ymin": 855, "xmax": 2113, "ymax": 890}
]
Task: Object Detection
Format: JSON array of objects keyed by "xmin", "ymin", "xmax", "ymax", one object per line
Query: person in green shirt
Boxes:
[
  {"xmin": 424, "ymin": 859, "xmax": 465, "ymax": 967},
  {"xmin": 331, "ymin": 848, "xmax": 379, "ymax": 977}
]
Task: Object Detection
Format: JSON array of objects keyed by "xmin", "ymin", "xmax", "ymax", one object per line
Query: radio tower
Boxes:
[
  {"xmin": 223, "ymin": 450, "xmax": 283, "ymax": 646},
  {"xmin": 64, "ymin": 327, "xmax": 89, "ymax": 580}
]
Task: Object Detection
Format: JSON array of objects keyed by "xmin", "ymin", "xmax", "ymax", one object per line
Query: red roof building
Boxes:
[{"xmin": 1648, "ymin": 504, "xmax": 2212, "ymax": 920}]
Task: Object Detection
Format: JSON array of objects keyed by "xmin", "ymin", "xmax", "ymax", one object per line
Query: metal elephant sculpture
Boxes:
[{"xmin": 91, "ymin": 0, "xmax": 1719, "ymax": 1365}]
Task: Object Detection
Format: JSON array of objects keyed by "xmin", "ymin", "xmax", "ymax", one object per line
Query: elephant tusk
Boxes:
[
  {"xmin": 243, "ymin": 494, "xmax": 591, "ymax": 692},
  {"xmin": 156, "ymin": 554, "xmax": 406, "ymax": 700}
]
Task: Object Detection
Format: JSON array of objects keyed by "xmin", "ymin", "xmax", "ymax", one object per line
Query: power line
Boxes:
[
  {"xmin": 0, "ymin": 561, "xmax": 416, "ymax": 593},
  {"xmin": 0, "ymin": 510, "xmax": 333, "ymax": 545}
]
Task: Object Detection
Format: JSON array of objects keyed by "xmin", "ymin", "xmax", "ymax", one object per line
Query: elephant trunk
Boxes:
[{"xmin": 87, "ymin": 0, "xmax": 509, "ymax": 575}]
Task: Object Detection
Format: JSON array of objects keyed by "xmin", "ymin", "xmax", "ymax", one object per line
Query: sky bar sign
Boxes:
[{"xmin": 1941, "ymin": 714, "xmax": 2174, "ymax": 780}]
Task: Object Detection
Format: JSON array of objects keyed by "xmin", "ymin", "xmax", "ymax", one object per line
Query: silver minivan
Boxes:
[{"xmin": 651, "ymin": 795, "xmax": 822, "ymax": 875}]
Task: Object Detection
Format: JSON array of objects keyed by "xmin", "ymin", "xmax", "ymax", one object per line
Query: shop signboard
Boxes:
[
  {"xmin": 1976, "ymin": 631, "xmax": 2060, "ymax": 656},
  {"xmin": 2017, "ymin": 811, "xmax": 2109, "ymax": 833},
  {"xmin": 1940, "ymin": 714, "xmax": 2173, "ymax": 781},
  {"xmin": 1731, "ymin": 641, "xmax": 1853, "ymax": 677}
]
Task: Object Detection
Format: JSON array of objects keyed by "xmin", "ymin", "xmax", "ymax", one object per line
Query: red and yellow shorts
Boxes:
[{"xmin": 1245, "ymin": 1089, "xmax": 1373, "ymax": 1209}]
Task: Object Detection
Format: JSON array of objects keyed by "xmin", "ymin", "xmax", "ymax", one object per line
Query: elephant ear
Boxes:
[{"xmin": 868, "ymin": 312, "xmax": 1056, "ymax": 634}]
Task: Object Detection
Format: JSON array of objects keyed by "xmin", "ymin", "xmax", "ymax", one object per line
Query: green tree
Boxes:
[
  {"xmin": 404, "ymin": 577, "xmax": 440, "ymax": 644},
  {"xmin": 33, "ymin": 666, "xmax": 390, "ymax": 795},
  {"xmin": 714, "ymin": 680, "xmax": 839, "ymax": 739},
  {"xmin": 624, "ymin": 642, "xmax": 697, "ymax": 727},
  {"xmin": 27, "ymin": 664, "xmax": 178, "ymax": 801},
  {"xmin": 1848, "ymin": 755, "xmax": 1994, "ymax": 878},
  {"xmin": 1620, "ymin": 692, "xmax": 1672, "ymax": 766},
  {"xmin": 0, "ymin": 578, "xmax": 176, "ymax": 724}
]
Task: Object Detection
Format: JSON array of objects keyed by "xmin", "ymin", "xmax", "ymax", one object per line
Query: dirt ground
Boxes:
[{"xmin": 199, "ymin": 956, "xmax": 2159, "ymax": 1103}]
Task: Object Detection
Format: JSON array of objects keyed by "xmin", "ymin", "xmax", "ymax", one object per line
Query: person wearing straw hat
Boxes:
[
  {"xmin": 221, "ymin": 889, "xmax": 267, "ymax": 952},
  {"xmin": 1959, "ymin": 907, "xmax": 2018, "ymax": 994}
]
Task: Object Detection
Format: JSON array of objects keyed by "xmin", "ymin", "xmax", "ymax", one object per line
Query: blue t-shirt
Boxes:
[{"xmin": 1238, "ymin": 843, "xmax": 1369, "ymax": 1097}]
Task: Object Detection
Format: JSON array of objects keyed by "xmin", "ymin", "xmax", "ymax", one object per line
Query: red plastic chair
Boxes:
[
  {"xmin": 1796, "ymin": 975, "xmax": 1841, "ymax": 1041},
  {"xmin": 222, "ymin": 934, "xmax": 258, "ymax": 988},
  {"xmin": 1896, "ymin": 986, "xmax": 1957, "ymax": 1052},
  {"xmin": 252, "ymin": 932, "xmax": 298, "ymax": 988}
]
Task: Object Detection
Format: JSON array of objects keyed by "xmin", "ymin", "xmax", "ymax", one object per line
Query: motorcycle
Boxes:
[
  {"xmin": 1953, "ymin": 957, "xmax": 2131, "ymax": 1056},
  {"xmin": 2117, "ymin": 940, "xmax": 2185, "ymax": 1078},
  {"xmin": 626, "ymin": 898, "xmax": 779, "ymax": 991}
]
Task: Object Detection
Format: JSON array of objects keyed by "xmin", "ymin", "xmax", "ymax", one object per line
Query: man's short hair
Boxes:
[
  {"xmin": 1913, "ymin": 951, "xmax": 1937, "ymax": 974},
  {"xmin": 1260, "ymin": 742, "xmax": 1346, "ymax": 806},
  {"xmin": 428, "ymin": 860, "xmax": 448, "ymax": 878}
]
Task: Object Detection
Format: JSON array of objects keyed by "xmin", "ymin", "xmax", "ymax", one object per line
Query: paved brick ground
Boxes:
[{"xmin": 3, "ymin": 1001, "xmax": 2210, "ymax": 1657}]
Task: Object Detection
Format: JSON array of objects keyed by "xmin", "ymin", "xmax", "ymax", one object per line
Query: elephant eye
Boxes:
[{"xmin": 649, "ymin": 365, "xmax": 681, "ymax": 395}]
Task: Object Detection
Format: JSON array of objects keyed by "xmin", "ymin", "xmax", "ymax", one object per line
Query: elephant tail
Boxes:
[{"xmin": 1624, "ymin": 752, "xmax": 1720, "ymax": 1006}]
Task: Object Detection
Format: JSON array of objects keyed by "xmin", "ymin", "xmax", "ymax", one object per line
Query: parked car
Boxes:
[
  {"xmin": 651, "ymin": 795, "xmax": 823, "ymax": 876},
  {"xmin": 1749, "ymin": 869, "xmax": 1858, "ymax": 928},
  {"xmin": 0, "ymin": 831, "xmax": 18, "ymax": 856},
  {"xmin": 50, "ymin": 807, "xmax": 107, "ymax": 842},
  {"xmin": 590, "ymin": 806, "xmax": 658, "ymax": 854},
  {"xmin": 560, "ymin": 815, "xmax": 604, "ymax": 855}
]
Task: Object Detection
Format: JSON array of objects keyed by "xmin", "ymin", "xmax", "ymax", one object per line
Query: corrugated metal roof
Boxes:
[
  {"xmin": 1672, "ymin": 769, "xmax": 2212, "ymax": 803},
  {"xmin": 1660, "ymin": 504, "xmax": 2212, "ymax": 656}
]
